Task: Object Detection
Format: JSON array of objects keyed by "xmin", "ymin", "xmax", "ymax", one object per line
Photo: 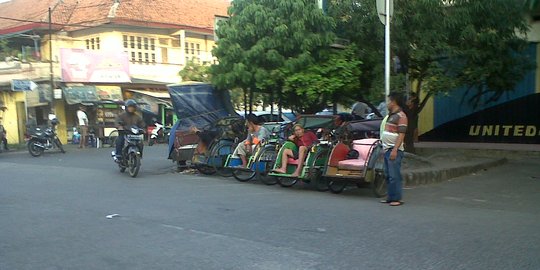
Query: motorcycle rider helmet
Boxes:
[{"xmin": 125, "ymin": 99, "xmax": 138, "ymax": 109}]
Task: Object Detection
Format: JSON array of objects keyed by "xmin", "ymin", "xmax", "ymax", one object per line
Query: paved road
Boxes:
[{"xmin": 1, "ymin": 145, "xmax": 539, "ymax": 270}]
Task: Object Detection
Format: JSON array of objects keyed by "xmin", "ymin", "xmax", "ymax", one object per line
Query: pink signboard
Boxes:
[{"xmin": 60, "ymin": 48, "xmax": 131, "ymax": 83}]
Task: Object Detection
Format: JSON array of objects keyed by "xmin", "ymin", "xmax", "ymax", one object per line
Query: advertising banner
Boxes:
[{"xmin": 60, "ymin": 48, "xmax": 131, "ymax": 83}]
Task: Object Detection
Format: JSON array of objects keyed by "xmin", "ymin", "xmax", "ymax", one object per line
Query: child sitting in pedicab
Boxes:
[
  {"xmin": 273, "ymin": 124, "xmax": 319, "ymax": 177},
  {"xmin": 233, "ymin": 114, "xmax": 270, "ymax": 167}
]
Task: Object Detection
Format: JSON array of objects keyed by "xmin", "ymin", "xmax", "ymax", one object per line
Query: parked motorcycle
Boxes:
[
  {"xmin": 27, "ymin": 118, "xmax": 65, "ymax": 157},
  {"xmin": 112, "ymin": 126, "xmax": 144, "ymax": 177},
  {"xmin": 148, "ymin": 120, "xmax": 170, "ymax": 146}
]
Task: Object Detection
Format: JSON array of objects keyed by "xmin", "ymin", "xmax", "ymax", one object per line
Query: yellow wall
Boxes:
[
  {"xmin": 54, "ymin": 101, "xmax": 68, "ymax": 144},
  {"xmin": 0, "ymin": 91, "xmax": 25, "ymax": 144}
]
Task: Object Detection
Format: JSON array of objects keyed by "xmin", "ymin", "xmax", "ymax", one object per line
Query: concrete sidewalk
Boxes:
[{"xmin": 403, "ymin": 141, "xmax": 540, "ymax": 186}]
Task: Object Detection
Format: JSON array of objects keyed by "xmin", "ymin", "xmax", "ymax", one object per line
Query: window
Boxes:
[
  {"xmin": 85, "ymin": 37, "xmax": 100, "ymax": 50},
  {"xmin": 124, "ymin": 34, "xmax": 158, "ymax": 63},
  {"xmin": 184, "ymin": 42, "xmax": 203, "ymax": 63}
]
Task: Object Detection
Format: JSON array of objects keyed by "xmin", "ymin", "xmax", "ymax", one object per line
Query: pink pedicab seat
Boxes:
[
  {"xmin": 336, "ymin": 138, "xmax": 378, "ymax": 171},
  {"xmin": 287, "ymin": 158, "xmax": 300, "ymax": 165}
]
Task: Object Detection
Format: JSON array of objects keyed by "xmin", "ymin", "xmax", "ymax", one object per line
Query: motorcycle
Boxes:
[
  {"xmin": 27, "ymin": 118, "xmax": 66, "ymax": 157},
  {"xmin": 112, "ymin": 126, "xmax": 144, "ymax": 178},
  {"xmin": 148, "ymin": 120, "xmax": 170, "ymax": 146}
]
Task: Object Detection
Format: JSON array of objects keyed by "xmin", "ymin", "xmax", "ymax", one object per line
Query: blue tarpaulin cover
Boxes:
[{"xmin": 167, "ymin": 82, "xmax": 237, "ymax": 157}]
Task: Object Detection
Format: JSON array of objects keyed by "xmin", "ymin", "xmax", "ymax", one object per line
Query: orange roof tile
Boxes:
[{"xmin": 0, "ymin": 0, "xmax": 230, "ymax": 34}]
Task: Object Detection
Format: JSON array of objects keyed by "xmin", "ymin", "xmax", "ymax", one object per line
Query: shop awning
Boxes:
[
  {"xmin": 127, "ymin": 89, "xmax": 170, "ymax": 99},
  {"xmin": 127, "ymin": 89, "xmax": 171, "ymax": 115}
]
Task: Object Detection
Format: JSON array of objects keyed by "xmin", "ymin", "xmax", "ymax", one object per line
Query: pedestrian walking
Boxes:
[
  {"xmin": 380, "ymin": 92, "xmax": 408, "ymax": 206},
  {"xmin": 77, "ymin": 105, "xmax": 89, "ymax": 149}
]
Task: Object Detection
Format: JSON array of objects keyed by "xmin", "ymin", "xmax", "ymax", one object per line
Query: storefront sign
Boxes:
[
  {"xmin": 95, "ymin": 86, "xmax": 123, "ymax": 101},
  {"xmin": 12, "ymin": 80, "xmax": 38, "ymax": 91},
  {"xmin": 62, "ymin": 86, "xmax": 99, "ymax": 105},
  {"xmin": 60, "ymin": 48, "xmax": 131, "ymax": 83}
]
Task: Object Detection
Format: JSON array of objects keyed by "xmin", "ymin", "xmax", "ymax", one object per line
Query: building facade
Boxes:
[{"xmin": 0, "ymin": 0, "xmax": 228, "ymax": 144}]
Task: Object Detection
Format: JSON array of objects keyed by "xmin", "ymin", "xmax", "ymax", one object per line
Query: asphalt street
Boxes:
[{"xmin": 1, "ymin": 144, "xmax": 539, "ymax": 270}]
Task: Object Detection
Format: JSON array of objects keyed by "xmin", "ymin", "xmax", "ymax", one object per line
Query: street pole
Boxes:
[
  {"xmin": 384, "ymin": 0, "xmax": 391, "ymax": 104},
  {"xmin": 48, "ymin": 7, "xmax": 55, "ymax": 111}
]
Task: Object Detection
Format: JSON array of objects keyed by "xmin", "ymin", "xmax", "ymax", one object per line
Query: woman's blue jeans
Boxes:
[{"xmin": 384, "ymin": 149, "xmax": 404, "ymax": 202}]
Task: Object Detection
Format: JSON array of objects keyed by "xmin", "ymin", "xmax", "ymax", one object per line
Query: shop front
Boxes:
[{"xmin": 62, "ymin": 85, "xmax": 124, "ymax": 143}]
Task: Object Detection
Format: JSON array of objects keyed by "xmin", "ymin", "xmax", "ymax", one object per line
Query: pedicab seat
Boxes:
[
  {"xmin": 287, "ymin": 158, "xmax": 300, "ymax": 165},
  {"xmin": 336, "ymin": 139, "xmax": 378, "ymax": 171}
]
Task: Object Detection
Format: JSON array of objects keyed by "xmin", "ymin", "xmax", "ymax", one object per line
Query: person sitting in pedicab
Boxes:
[
  {"xmin": 273, "ymin": 124, "xmax": 319, "ymax": 177},
  {"xmin": 233, "ymin": 114, "xmax": 270, "ymax": 167}
]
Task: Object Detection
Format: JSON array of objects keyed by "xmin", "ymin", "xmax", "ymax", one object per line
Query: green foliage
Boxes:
[
  {"xmin": 210, "ymin": 0, "xmax": 336, "ymax": 95},
  {"xmin": 178, "ymin": 60, "xmax": 211, "ymax": 83},
  {"xmin": 283, "ymin": 46, "xmax": 362, "ymax": 113},
  {"xmin": 331, "ymin": 0, "xmax": 533, "ymax": 110}
]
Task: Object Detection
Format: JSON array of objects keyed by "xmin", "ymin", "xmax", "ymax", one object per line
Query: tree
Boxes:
[
  {"xmin": 178, "ymin": 60, "xmax": 211, "ymax": 82},
  {"xmin": 210, "ymin": 0, "xmax": 336, "ymax": 111},
  {"xmin": 331, "ymin": 0, "xmax": 534, "ymax": 152},
  {"xmin": 283, "ymin": 46, "xmax": 362, "ymax": 113}
]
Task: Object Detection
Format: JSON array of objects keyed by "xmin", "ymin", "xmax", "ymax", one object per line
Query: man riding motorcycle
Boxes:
[{"xmin": 114, "ymin": 99, "xmax": 146, "ymax": 161}]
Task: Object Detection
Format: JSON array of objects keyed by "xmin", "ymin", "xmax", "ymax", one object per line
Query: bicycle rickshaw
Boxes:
[
  {"xmin": 225, "ymin": 122, "xmax": 288, "ymax": 185},
  {"xmin": 190, "ymin": 116, "xmax": 246, "ymax": 176},
  {"xmin": 268, "ymin": 115, "xmax": 336, "ymax": 190},
  {"xmin": 322, "ymin": 119, "xmax": 386, "ymax": 197}
]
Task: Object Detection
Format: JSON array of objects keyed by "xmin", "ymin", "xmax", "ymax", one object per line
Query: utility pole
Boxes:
[
  {"xmin": 48, "ymin": 7, "xmax": 54, "ymax": 110},
  {"xmin": 384, "ymin": 0, "xmax": 390, "ymax": 101}
]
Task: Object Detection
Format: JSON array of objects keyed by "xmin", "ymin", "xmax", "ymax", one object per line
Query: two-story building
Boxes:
[{"xmin": 0, "ymin": 0, "xmax": 229, "ymax": 144}]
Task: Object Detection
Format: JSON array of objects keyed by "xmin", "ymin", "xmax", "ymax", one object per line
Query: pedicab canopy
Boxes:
[{"xmin": 167, "ymin": 82, "xmax": 237, "ymax": 131}]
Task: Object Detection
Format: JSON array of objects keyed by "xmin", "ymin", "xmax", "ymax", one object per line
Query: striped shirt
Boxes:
[{"xmin": 380, "ymin": 110, "xmax": 408, "ymax": 151}]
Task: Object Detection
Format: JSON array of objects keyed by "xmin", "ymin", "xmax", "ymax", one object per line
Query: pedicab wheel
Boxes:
[
  {"xmin": 233, "ymin": 167, "xmax": 257, "ymax": 182},
  {"xmin": 328, "ymin": 180, "xmax": 347, "ymax": 194},
  {"xmin": 256, "ymin": 146, "xmax": 278, "ymax": 185},
  {"xmin": 258, "ymin": 172, "xmax": 278, "ymax": 185},
  {"xmin": 372, "ymin": 169, "xmax": 387, "ymax": 198},
  {"xmin": 196, "ymin": 165, "xmax": 216, "ymax": 175},
  {"xmin": 308, "ymin": 150, "xmax": 329, "ymax": 192},
  {"xmin": 212, "ymin": 143, "xmax": 235, "ymax": 177},
  {"xmin": 277, "ymin": 176, "xmax": 297, "ymax": 187}
]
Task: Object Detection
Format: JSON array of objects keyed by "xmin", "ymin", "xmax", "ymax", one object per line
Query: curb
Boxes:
[{"xmin": 402, "ymin": 158, "xmax": 508, "ymax": 186}]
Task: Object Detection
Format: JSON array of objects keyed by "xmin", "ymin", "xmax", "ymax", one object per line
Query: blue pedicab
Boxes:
[
  {"xmin": 267, "ymin": 115, "xmax": 336, "ymax": 191},
  {"xmin": 191, "ymin": 116, "xmax": 246, "ymax": 177},
  {"xmin": 226, "ymin": 122, "xmax": 288, "ymax": 185}
]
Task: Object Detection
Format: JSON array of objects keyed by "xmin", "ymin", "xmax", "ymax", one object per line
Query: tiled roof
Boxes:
[{"xmin": 0, "ymin": 0, "xmax": 229, "ymax": 34}]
